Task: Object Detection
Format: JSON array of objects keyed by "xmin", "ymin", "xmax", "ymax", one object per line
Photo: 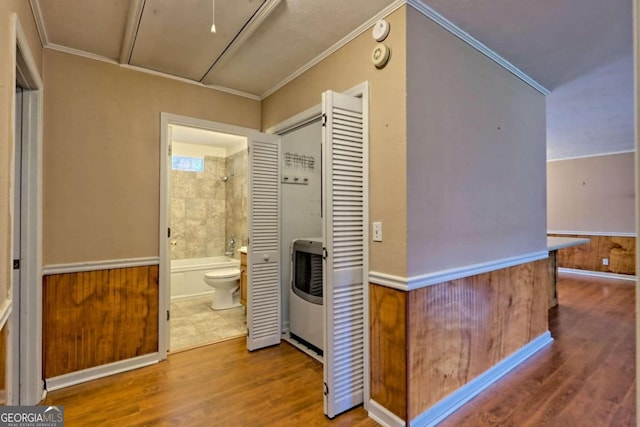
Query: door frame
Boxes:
[
  {"xmin": 158, "ymin": 113, "xmax": 258, "ymax": 357},
  {"xmin": 265, "ymin": 82, "xmax": 371, "ymax": 411},
  {"xmin": 10, "ymin": 14, "xmax": 44, "ymax": 405}
]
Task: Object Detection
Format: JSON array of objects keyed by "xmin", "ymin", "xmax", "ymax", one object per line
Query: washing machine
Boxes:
[{"xmin": 289, "ymin": 237, "xmax": 324, "ymax": 354}]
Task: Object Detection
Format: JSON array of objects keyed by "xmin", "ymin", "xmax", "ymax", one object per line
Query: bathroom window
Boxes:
[{"xmin": 172, "ymin": 155, "xmax": 204, "ymax": 172}]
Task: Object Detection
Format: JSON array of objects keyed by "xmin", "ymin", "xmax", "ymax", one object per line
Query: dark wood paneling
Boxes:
[
  {"xmin": 440, "ymin": 274, "xmax": 636, "ymax": 426},
  {"xmin": 548, "ymin": 251, "xmax": 558, "ymax": 308},
  {"xmin": 370, "ymin": 284, "xmax": 407, "ymax": 421},
  {"xmin": 43, "ymin": 265, "xmax": 159, "ymax": 378},
  {"xmin": 407, "ymin": 259, "xmax": 549, "ymax": 419},
  {"xmin": 549, "ymin": 234, "xmax": 636, "ymax": 275}
]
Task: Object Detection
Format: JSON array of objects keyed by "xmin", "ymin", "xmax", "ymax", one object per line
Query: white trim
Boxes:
[
  {"xmin": 409, "ymin": 332, "xmax": 553, "ymax": 427},
  {"xmin": 406, "ymin": 0, "xmax": 549, "ymax": 96},
  {"xmin": 369, "ymin": 250, "xmax": 549, "ymax": 291},
  {"xmin": 28, "ymin": 1, "xmax": 49, "ymax": 46},
  {"xmin": 0, "ymin": 302, "xmax": 12, "ymax": 332},
  {"xmin": 261, "ymin": 0, "xmax": 406, "ymax": 99},
  {"xmin": 368, "ymin": 399, "xmax": 406, "ymax": 427},
  {"xmin": 119, "ymin": 0, "xmax": 145, "ymax": 64},
  {"xmin": 42, "ymin": 45, "xmax": 261, "ymax": 101},
  {"xmin": 42, "ymin": 257, "xmax": 160, "ymax": 275},
  {"xmin": 558, "ymin": 268, "xmax": 637, "ymax": 282},
  {"xmin": 265, "ymin": 104, "xmax": 322, "ymax": 135},
  {"xmin": 160, "ymin": 113, "xmax": 257, "ymax": 360},
  {"xmin": 45, "ymin": 353, "xmax": 159, "ymax": 392},
  {"xmin": 548, "ymin": 230, "xmax": 637, "ymax": 238},
  {"xmin": 12, "ymin": 14, "xmax": 45, "ymax": 406},
  {"xmin": 547, "ymin": 149, "xmax": 636, "ymax": 162}
]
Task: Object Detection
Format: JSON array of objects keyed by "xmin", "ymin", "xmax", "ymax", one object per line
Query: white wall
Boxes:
[
  {"xmin": 547, "ymin": 152, "xmax": 635, "ymax": 234},
  {"xmin": 279, "ymin": 119, "xmax": 323, "ymax": 327},
  {"xmin": 405, "ymin": 8, "xmax": 547, "ymax": 276}
]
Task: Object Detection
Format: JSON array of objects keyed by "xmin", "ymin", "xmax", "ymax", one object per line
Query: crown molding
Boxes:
[
  {"xmin": 28, "ymin": 0, "xmax": 49, "ymax": 47},
  {"xmin": 406, "ymin": 0, "xmax": 550, "ymax": 96},
  {"xmin": 547, "ymin": 149, "xmax": 636, "ymax": 162},
  {"xmin": 43, "ymin": 44, "xmax": 261, "ymax": 101},
  {"xmin": 260, "ymin": 0, "xmax": 406, "ymax": 99}
]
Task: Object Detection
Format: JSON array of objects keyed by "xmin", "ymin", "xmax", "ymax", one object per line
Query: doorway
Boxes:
[
  {"xmin": 166, "ymin": 125, "xmax": 249, "ymax": 352},
  {"xmin": 10, "ymin": 16, "xmax": 44, "ymax": 405}
]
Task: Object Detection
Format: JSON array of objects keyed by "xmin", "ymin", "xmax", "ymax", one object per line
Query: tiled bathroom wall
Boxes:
[
  {"xmin": 225, "ymin": 150, "xmax": 248, "ymax": 259},
  {"xmin": 170, "ymin": 152, "xmax": 248, "ymax": 260},
  {"xmin": 171, "ymin": 156, "xmax": 226, "ymax": 259}
]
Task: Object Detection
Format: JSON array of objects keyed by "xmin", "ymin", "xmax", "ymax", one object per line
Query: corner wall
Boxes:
[{"xmin": 405, "ymin": 7, "xmax": 547, "ymax": 277}]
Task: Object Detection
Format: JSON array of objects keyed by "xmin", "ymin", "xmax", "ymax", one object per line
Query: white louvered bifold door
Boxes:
[
  {"xmin": 247, "ymin": 131, "xmax": 281, "ymax": 351},
  {"xmin": 322, "ymin": 91, "xmax": 366, "ymax": 418}
]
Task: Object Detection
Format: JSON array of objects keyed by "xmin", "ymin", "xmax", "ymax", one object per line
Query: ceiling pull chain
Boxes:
[{"xmin": 211, "ymin": 0, "xmax": 217, "ymax": 33}]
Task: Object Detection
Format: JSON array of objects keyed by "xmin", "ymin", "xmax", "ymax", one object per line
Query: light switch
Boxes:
[{"xmin": 373, "ymin": 222, "xmax": 383, "ymax": 242}]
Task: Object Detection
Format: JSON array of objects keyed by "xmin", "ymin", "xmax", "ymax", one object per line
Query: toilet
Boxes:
[{"xmin": 203, "ymin": 268, "xmax": 241, "ymax": 310}]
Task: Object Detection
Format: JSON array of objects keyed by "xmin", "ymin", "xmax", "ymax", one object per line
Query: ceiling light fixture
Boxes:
[{"xmin": 210, "ymin": 0, "xmax": 216, "ymax": 33}]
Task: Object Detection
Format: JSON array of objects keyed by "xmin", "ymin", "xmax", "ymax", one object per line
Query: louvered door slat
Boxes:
[
  {"xmin": 323, "ymin": 90, "xmax": 366, "ymax": 418},
  {"xmin": 247, "ymin": 132, "xmax": 281, "ymax": 351}
]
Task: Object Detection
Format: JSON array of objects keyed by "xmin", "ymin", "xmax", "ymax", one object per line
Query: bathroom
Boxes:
[{"xmin": 168, "ymin": 124, "xmax": 248, "ymax": 351}]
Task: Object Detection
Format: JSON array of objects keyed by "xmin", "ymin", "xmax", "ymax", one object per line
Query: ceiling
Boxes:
[{"xmin": 30, "ymin": 0, "xmax": 634, "ymax": 160}]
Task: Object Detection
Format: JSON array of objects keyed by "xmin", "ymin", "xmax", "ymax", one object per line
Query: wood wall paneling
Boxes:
[
  {"xmin": 406, "ymin": 259, "xmax": 549, "ymax": 419},
  {"xmin": 43, "ymin": 265, "xmax": 159, "ymax": 378},
  {"xmin": 369, "ymin": 284, "xmax": 408, "ymax": 421},
  {"xmin": 548, "ymin": 251, "xmax": 558, "ymax": 308},
  {"xmin": 548, "ymin": 234, "xmax": 636, "ymax": 275}
]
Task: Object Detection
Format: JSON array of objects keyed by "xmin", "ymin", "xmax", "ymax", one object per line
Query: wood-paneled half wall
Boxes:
[
  {"xmin": 43, "ymin": 265, "xmax": 159, "ymax": 379},
  {"xmin": 548, "ymin": 234, "xmax": 636, "ymax": 275},
  {"xmin": 370, "ymin": 259, "xmax": 549, "ymax": 422}
]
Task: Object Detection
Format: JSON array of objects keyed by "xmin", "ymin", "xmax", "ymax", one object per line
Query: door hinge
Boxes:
[
  {"xmin": 167, "ymin": 310, "xmax": 170, "ymax": 321},
  {"xmin": 168, "ymin": 144, "xmax": 172, "ymax": 156},
  {"xmin": 322, "ymin": 247, "xmax": 328, "ymax": 260},
  {"xmin": 168, "ymin": 227, "xmax": 171, "ymax": 238},
  {"xmin": 324, "ymin": 382, "xmax": 329, "ymax": 396},
  {"xmin": 13, "ymin": 259, "xmax": 20, "ymax": 270},
  {"xmin": 321, "ymin": 114, "xmax": 327, "ymax": 127}
]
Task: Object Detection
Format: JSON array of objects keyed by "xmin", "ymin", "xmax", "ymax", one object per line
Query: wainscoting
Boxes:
[
  {"xmin": 548, "ymin": 234, "xmax": 636, "ymax": 275},
  {"xmin": 43, "ymin": 265, "xmax": 159, "ymax": 378},
  {"xmin": 370, "ymin": 258, "xmax": 549, "ymax": 423}
]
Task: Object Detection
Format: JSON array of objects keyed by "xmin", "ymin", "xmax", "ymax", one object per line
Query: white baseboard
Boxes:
[
  {"xmin": 46, "ymin": 353, "xmax": 159, "ymax": 391},
  {"xmin": 409, "ymin": 332, "xmax": 553, "ymax": 426},
  {"xmin": 558, "ymin": 268, "xmax": 637, "ymax": 282},
  {"xmin": 368, "ymin": 399, "xmax": 406, "ymax": 427}
]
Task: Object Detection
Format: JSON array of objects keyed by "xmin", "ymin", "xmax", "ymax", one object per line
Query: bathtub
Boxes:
[{"xmin": 171, "ymin": 256, "xmax": 240, "ymax": 299}]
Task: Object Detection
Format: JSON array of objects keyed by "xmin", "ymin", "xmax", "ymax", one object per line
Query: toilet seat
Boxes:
[{"xmin": 205, "ymin": 268, "xmax": 240, "ymax": 280}]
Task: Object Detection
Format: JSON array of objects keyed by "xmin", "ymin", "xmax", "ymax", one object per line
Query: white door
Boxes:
[
  {"xmin": 247, "ymin": 131, "xmax": 282, "ymax": 351},
  {"xmin": 322, "ymin": 91, "xmax": 367, "ymax": 417}
]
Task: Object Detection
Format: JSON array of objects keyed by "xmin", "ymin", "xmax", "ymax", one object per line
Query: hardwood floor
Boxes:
[
  {"xmin": 440, "ymin": 273, "xmax": 635, "ymax": 426},
  {"xmin": 42, "ymin": 338, "xmax": 377, "ymax": 427},
  {"xmin": 43, "ymin": 273, "xmax": 635, "ymax": 426}
]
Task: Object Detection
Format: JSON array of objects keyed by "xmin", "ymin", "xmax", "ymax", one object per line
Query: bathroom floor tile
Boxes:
[{"xmin": 169, "ymin": 296, "xmax": 246, "ymax": 352}]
